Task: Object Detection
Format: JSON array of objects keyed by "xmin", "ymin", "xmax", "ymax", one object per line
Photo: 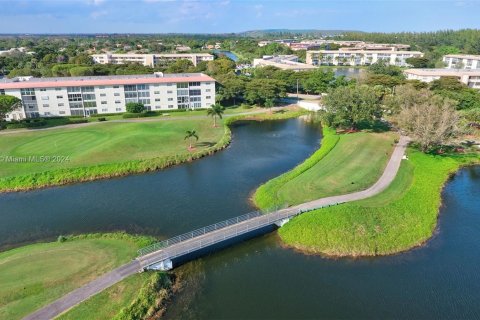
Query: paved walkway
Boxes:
[{"xmin": 23, "ymin": 135, "xmax": 410, "ymax": 320}]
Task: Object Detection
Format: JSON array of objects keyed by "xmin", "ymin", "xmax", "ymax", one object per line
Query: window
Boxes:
[
  {"xmin": 116, "ymin": 108, "xmax": 122, "ymax": 112},
  {"xmin": 41, "ymin": 96, "xmax": 49, "ymax": 101},
  {"xmin": 59, "ymin": 111, "xmax": 66, "ymax": 115},
  {"xmin": 44, "ymin": 112, "xmax": 51, "ymax": 116},
  {"xmin": 168, "ymin": 105, "xmax": 174, "ymax": 108},
  {"xmin": 155, "ymin": 106, "xmax": 161, "ymax": 109},
  {"xmin": 82, "ymin": 94, "xmax": 96, "ymax": 100},
  {"xmin": 101, "ymin": 101, "xmax": 107, "ymax": 105},
  {"xmin": 55, "ymin": 87, "xmax": 62, "ymax": 91},
  {"xmin": 113, "ymin": 85, "xmax": 120, "ymax": 88},
  {"xmin": 42, "ymin": 104, "xmax": 49, "ymax": 107},
  {"xmin": 40, "ymin": 88, "xmax": 47, "ymax": 92},
  {"xmin": 0, "ymin": 89, "xmax": 5, "ymax": 95},
  {"xmin": 189, "ymin": 89, "xmax": 201, "ymax": 96},
  {"xmin": 155, "ymin": 98, "xmax": 161, "ymax": 102},
  {"xmin": 206, "ymin": 89, "xmax": 211, "ymax": 92},
  {"xmin": 99, "ymin": 86, "xmax": 105, "ymax": 89},
  {"xmin": 56, "ymin": 95, "xmax": 63, "ymax": 99},
  {"xmin": 168, "ymin": 98, "xmax": 173, "ymax": 101},
  {"xmin": 167, "ymin": 90, "xmax": 173, "ymax": 94},
  {"xmin": 124, "ymin": 85, "xmax": 136, "ymax": 91},
  {"xmin": 100, "ymin": 93, "xmax": 106, "ymax": 97},
  {"xmin": 21, "ymin": 88, "xmax": 35, "ymax": 95},
  {"xmin": 206, "ymin": 96, "xmax": 211, "ymax": 99},
  {"xmin": 114, "ymin": 93, "xmax": 120, "ymax": 96},
  {"xmin": 81, "ymin": 86, "xmax": 94, "ymax": 92},
  {"xmin": 189, "ymin": 82, "xmax": 200, "ymax": 87},
  {"xmin": 102, "ymin": 108, "xmax": 108, "ymax": 112},
  {"xmin": 154, "ymin": 91, "xmax": 160, "ymax": 94},
  {"xmin": 67, "ymin": 87, "xmax": 81, "ymax": 93},
  {"xmin": 137, "ymin": 84, "xmax": 149, "ymax": 90},
  {"xmin": 115, "ymin": 100, "xmax": 121, "ymax": 104},
  {"xmin": 138, "ymin": 91, "xmax": 150, "ymax": 98},
  {"xmin": 58, "ymin": 103, "xmax": 65, "ymax": 107},
  {"xmin": 177, "ymin": 83, "xmax": 188, "ymax": 89}
]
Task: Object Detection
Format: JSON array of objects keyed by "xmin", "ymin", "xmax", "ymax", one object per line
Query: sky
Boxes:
[{"xmin": 0, "ymin": 0, "xmax": 479, "ymax": 34}]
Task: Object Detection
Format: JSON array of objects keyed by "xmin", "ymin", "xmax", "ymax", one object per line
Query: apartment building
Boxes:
[
  {"xmin": 404, "ymin": 68, "xmax": 480, "ymax": 89},
  {"xmin": 306, "ymin": 50, "xmax": 423, "ymax": 67},
  {"xmin": 91, "ymin": 53, "xmax": 214, "ymax": 67},
  {"xmin": 0, "ymin": 73, "xmax": 216, "ymax": 121},
  {"xmin": 442, "ymin": 54, "xmax": 480, "ymax": 69},
  {"xmin": 253, "ymin": 55, "xmax": 318, "ymax": 71}
]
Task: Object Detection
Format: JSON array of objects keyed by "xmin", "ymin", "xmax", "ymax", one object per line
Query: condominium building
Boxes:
[
  {"xmin": 0, "ymin": 73, "xmax": 216, "ymax": 121},
  {"xmin": 253, "ymin": 55, "xmax": 318, "ymax": 71},
  {"xmin": 442, "ymin": 54, "xmax": 480, "ymax": 69},
  {"xmin": 91, "ymin": 53, "xmax": 214, "ymax": 67},
  {"xmin": 404, "ymin": 68, "xmax": 480, "ymax": 89},
  {"xmin": 306, "ymin": 50, "xmax": 423, "ymax": 67}
]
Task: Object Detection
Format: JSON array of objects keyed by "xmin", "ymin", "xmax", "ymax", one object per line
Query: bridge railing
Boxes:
[{"xmin": 138, "ymin": 210, "xmax": 269, "ymax": 256}]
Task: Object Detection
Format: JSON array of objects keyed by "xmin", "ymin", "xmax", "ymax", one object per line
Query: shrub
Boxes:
[
  {"xmin": 126, "ymin": 102, "xmax": 145, "ymax": 113},
  {"xmin": 57, "ymin": 235, "xmax": 67, "ymax": 243},
  {"xmin": 97, "ymin": 117, "xmax": 107, "ymax": 122}
]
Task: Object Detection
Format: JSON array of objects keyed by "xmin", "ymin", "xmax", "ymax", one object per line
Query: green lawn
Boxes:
[
  {"xmin": 0, "ymin": 118, "xmax": 224, "ymax": 179},
  {"xmin": 254, "ymin": 128, "xmax": 397, "ymax": 209},
  {"xmin": 278, "ymin": 150, "xmax": 480, "ymax": 256},
  {"xmin": 0, "ymin": 234, "xmax": 152, "ymax": 320}
]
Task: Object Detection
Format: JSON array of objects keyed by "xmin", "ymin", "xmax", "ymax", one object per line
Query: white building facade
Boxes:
[
  {"xmin": 442, "ymin": 54, "xmax": 480, "ymax": 69},
  {"xmin": 1, "ymin": 73, "xmax": 216, "ymax": 121},
  {"xmin": 91, "ymin": 53, "xmax": 214, "ymax": 67},
  {"xmin": 404, "ymin": 68, "xmax": 480, "ymax": 89},
  {"xmin": 306, "ymin": 50, "xmax": 423, "ymax": 67}
]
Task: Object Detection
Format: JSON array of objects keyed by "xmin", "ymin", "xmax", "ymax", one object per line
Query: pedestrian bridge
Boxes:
[{"xmin": 136, "ymin": 206, "xmax": 324, "ymax": 271}]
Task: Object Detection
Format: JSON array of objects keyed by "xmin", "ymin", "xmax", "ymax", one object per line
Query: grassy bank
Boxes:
[
  {"xmin": 0, "ymin": 107, "xmax": 306, "ymax": 192},
  {"xmin": 278, "ymin": 150, "xmax": 480, "ymax": 256},
  {"xmin": 254, "ymin": 127, "xmax": 397, "ymax": 209},
  {"xmin": 0, "ymin": 233, "xmax": 154, "ymax": 320},
  {"xmin": 58, "ymin": 272, "xmax": 173, "ymax": 320}
]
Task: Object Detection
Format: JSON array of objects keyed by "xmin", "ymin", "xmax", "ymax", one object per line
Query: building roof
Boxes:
[
  {"xmin": 404, "ymin": 68, "xmax": 480, "ymax": 76},
  {"xmin": 308, "ymin": 50, "xmax": 423, "ymax": 55},
  {"xmin": 0, "ymin": 73, "xmax": 216, "ymax": 90},
  {"xmin": 92, "ymin": 53, "xmax": 213, "ymax": 57},
  {"xmin": 443, "ymin": 54, "xmax": 480, "ymax": 60}
]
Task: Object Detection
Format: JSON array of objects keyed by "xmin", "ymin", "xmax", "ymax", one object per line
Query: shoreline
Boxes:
[
  {"xmin": 280, "ymin": 162, "xmax": 477, "ymax": 259},
  {"xmin": 0, "ymin": 108, "xmax": 307, "ymax": 194}
]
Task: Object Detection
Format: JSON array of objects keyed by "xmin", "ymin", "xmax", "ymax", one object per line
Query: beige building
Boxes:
[
  {"xmin": 404, "ymin": 68, "xmax": 480, "ymax": 89},
  {"xmin": 1, "ymin": 73, "xmax": 216, "ymax": 121},
  {"xmin": 91, "ymin": 53, "xmax": 214, "ymax": 67},
  {"xmin": 253, "ymin": 55, "xmax": 318, "ymax": 71},
  {"xmin": 306, "ymin": 50, "xmax": 423, "ymax": 67},
  {"xmin": 442, "ymin": 54, "xmax": 480, "ymax": 69}
]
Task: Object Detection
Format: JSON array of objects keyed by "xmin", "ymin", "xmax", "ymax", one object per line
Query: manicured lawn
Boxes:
[
  {"xmin": 278, "ymin": 150, "xmax": 480, "ymax": 256},
  {"xmin": 254, "ymin": 128, "xmax": 397, "ymax": 209},
  {"xmin": 0, "ymin": 118, "xmax": 224, "ymax": 179},
  {"xmin": 0, "ymin": 234, "xmax": 151, "ymax": 320}
]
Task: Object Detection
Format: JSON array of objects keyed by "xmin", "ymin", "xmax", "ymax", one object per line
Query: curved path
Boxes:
[{"xmin": 23, "ymin": 135, "xmax": 410, "ymax": 320}]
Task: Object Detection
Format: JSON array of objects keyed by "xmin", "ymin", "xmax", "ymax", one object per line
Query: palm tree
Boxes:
[
  {"xmin": 206, "ymin": 104, "xmax": 225, "ymax": 127},
  {"xmin": 184, "ymin": 130, "xmax": 199, "ymax": 150},
  {"xmin": 264, "ymin": 98, "xmax": 275, "ymax": 113}
]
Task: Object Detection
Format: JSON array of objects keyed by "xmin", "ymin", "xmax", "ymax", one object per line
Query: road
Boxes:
[{"xmin": 23, "ymin": 135, "xmax": 410, "ymax": 320}]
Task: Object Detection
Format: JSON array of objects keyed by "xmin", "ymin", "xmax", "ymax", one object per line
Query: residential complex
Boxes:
[
  {"xmin": 442, "ymin": 54, "xmax": 480, "ymax": 69},
  {"xmin": 404, "ymin": 68, "xmax": 480, "ymax": 89},
  {"xmin": 253, "ymin": 55, "xmax": 318, "ymax": 71},
  {"xmin": 91, "ymin": 53, "xmax": 214, "ymax": 67},
  {"xmin": 306, "ymin": 50, "xmax": 423, "ymax": 66},
  {"xmin": 0, "ymin": 73, "xmax": 216, "ymax": 121}
]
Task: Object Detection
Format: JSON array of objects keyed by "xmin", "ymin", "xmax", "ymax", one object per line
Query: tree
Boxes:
[
  {"xmin": 126, "ymin": 102, "xmax": 145, "ymax": 113},
  {"xmin": 397, "ymin": 95, "xmax": 459, "ymax": 152},
  {"xmin": 302, "ymin": 69, "xmax": 336, "ymax": 94},
  {"xmin": 322, "ymin": 85, "xmax": 383, "ymax": 129},
  {"xmin": 184, "ymin": 130, "xmax": 199, "ymax": 150},
  {"xmin": 0, "ymin": 95, "xmax": 21, "ymax": 121},
  {"xmin": 368, "ymin": 60, "xmax": 404, "ymax": 78},
  {"xmin": 166, "ymin": 59, "xmax": 194, "ymax": 73},
  {"xmin": 69, "ymin": 66, "xmax": 94, "ymax": 76},
  {"xmin": 264, "ymin": 98, "xmax": 275, "ymax": 113},
  {"xmin": 216, "ymin": 73, "xmax": 247, "ymax": 105},
  {"xmin": 206, "ymin": 57, "xmax": 236, "ymax": 76},
  {"xmin": 244, "ymin": 78, "xmax": 287, "ymax": 106},
  {"xmin": 207, "ymin": 104, "xmax": 225, "ymax": 127},
  {"xmin": 405, "ymin": 57, "xmax": 429, "ymax": 68}
]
